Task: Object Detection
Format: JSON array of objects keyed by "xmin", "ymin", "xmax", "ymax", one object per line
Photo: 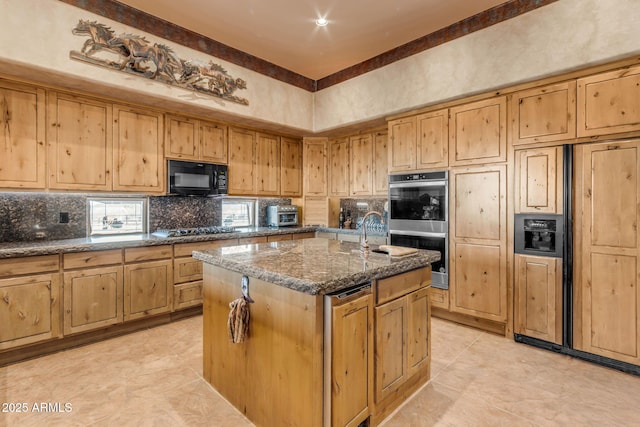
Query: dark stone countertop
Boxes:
[
  {"xmin": 193, "ymin": 237, "xmax": 440, "ymax": 296},
  {"xmin": 0, "ymin": 227, "xmax": 316, "ymax": 259}
]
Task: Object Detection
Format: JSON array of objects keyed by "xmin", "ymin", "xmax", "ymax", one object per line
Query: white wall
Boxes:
[
  {"xmin": 0, "ymin": 0, "xmax": 314, "ymax": 132},
  {"xmin": 314, "ymin": 0, "xmax": 640, "ymax": 132}
]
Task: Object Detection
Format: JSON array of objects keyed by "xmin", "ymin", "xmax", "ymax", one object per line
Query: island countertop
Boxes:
[{"xmin": 192, "ymin": 237, "xmax": 440, "ymax": 295}]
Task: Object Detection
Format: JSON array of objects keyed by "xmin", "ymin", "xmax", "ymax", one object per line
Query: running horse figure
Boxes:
[
  {"xmin": 71, "ymin": 20, "xmax": 117, "ymax": 57},
  {"xmin": 107, "ymin": 34, "xmax": 182, "ymax": 82}
]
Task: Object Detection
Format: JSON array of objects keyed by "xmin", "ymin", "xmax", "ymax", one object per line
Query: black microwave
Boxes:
[{"xmin": 167, "ymin": 160, "xmax": 228, "ymax": 196}]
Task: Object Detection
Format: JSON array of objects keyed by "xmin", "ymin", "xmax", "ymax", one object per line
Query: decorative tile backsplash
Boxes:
[{"xmin": 0, "ymin": 193, "xmax": 294, "ymax": 243}]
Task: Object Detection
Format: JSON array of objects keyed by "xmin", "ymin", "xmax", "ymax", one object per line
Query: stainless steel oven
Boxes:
[{"xmin": 389, "ymin": 171, "xmax": 449, "ymax": 289}]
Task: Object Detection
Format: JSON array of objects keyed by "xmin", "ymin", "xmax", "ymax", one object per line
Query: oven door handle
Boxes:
[
  {"xmin": 390, "ymin": 230, "xmax": 446, "ymax": 238},
  {"xmin": 389, "ymin": 180, "xmax": 447, "ymax": 189}
]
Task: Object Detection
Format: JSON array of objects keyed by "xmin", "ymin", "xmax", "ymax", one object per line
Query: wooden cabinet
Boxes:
[
  {"xmin": 510, "ymin": 81, "xmax": 576, "ymax": 145},
  {"xmin": 417, "ymin": 109, "xmax": 449, "ymax": 169},
  {"xmin": 372, "ymin": 268, "xmax": 431, "ymax": 423},
  {"xmin": 515, "ymin": 146, "xmax": 563, "ymax": 214},
  {"xmin": 255, "ymin": 132, "xmax": 280, "ymax": 195},
  {"xmin": 388, "ymin": 116, "xmax": 417, "ymax": 172},
  {"xmin": 113, "ymin": 105, "xmax": 164, "ymax": 193},
  {"xmin": 123, "ymin": 246, "xmax": 172, "ymax": 321},
  {"xmin": 577, "ymin": 64, "xmax": 640, "ymax": 137},
  {"xmin": 449, "ymin": 165, "xmax": 507, "ymax": 322},
  {"xmin": 0, "ymin": 79, "xmax": 46, "ymax": 189},
  {"xmin": 280, "ymin": 137, "xmax": 302, "ymax": 197},
  {"xmin": 449, "ymin": 97, "xmax": 507, "ymax": 166},
  {"xmin": 514, "ymin": 254, "xmax": 562, "ymax": 345},
  {"xmin": 329, "ymin": 137, "xmax": 350, "ymax": 196},
  {"xmin": 165, "ymin": 115, "xmax": 228, "ymax": 163},
  {"xmin": 303, "ymin": 138, "xmax": 328, "ymax": 196},
  {"xmin": 62, "ymin": 249, "xmax": 123, "ymax": 335},
  {"xmin": 373, "ymin": 131, "xmax": 389, "ymax": 195},
  {"xmin": 328, "ymin": 290, "xmax": 373, "ymax": 427},
  {"xmin": 350, "ymin": 134, "xmax": 372, "ymax": 196},
  {"xmin": 228, "ymin": 128, "xmax": 281, "ymax": 196},
  {"xmin": 574, "ymin": 140, "xmax": 640, "ymax": 366},
  {"xmin": 47, "ymin": 92, "xmax": 113, "ymax": 191},
  {"xmin": 0, "ymin": 255, "xmax": 61, "ymax": 350}
]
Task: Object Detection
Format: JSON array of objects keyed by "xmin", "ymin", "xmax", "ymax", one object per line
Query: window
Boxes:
[
  {"xmin": 222, "ymin": 198, "xmax": 256, "ymax": 227},
  {"xmin": 88, "ymin": 198, "xmax": 147, "ymax": 236}
]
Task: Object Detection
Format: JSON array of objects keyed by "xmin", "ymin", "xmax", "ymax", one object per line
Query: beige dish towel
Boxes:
[{"xmin": 228, "ymin": 297, "xmax": 250, "ymax": 343}]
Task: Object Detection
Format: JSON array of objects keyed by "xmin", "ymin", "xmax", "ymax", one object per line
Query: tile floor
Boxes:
[{"xmin": 1, "ymin": 315, "xmax": 639, "ymax": 426}]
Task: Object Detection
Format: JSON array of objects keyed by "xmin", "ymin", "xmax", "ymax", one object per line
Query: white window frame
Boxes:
[
  {"xmin": 87, "ymin": 197, "xmax": 148, "ymax": 236},
  {"xmin": 221, "ymin": 198, "xmax": 257, "ymax": 228}
]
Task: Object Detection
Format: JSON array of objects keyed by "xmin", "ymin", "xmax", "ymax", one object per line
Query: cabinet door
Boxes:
[
  {"xmin": 374, "ymin": 297, "xmax": 406, "ymax": 403},
  {"xmin": 331, "ymin": 292, "xmax": 373, "ymax": 427},
  {"xmin": 514, "ymin": 255, "xmax": 562, "ymax": 344},
  {"xmin": 280, "ymin": 137, "xmax": 302, "ymax": 197},
  {"xmin": 449, "ymin": 97, "xmax": 506, "ymax": 166},
  {"xmin": 124, "ymin": 259, "xmax": 172, "ymax": 321},
  {"xmin": 407, "ymin": 287, "xmax": 430, "ymax": 377},
  {"xmin": 329, "ymin": 138, "xmax": 350, "ymax": 196},
  {"xmin": 113, "ymin": 105, "xmax": 164, "ymax": 193},
  {"xmin": 200, "ymin": 121, "xmax": 228, "ymax": 163},
  {"xmin": 574, "ymin": 140, "xmax": 640, "ymax": 365},
  {"xmin": 0, "ymin": 273, "xmax": 61, "ymax": 350},
  {"xmin": 63, "ymin": 266, "xmax": 123, "ymax": 335},
  {"xmin": 350, "ymin": 134, "xmax": 372, "ymax": 196},
  {"xmin": 174, "ymin": 281, "xmax": 203, "ymax": 310},
  {"xmin": 48, "ymin": 92, "xmax": 112, "ymax": 190},
  {"xmin": 0, "ymin": 80, "xmax": 46, "ymax": 189},
  {"xmin": 303, "ymin": 138, "xmax": 328, "ymax": 196},
  {"xmin": 417, "ymin": 109, "xmax": 448, "ymax": 169},
  {"xmin": 388, "ymin": 116, "xmax": 416, "ymax": 172},
  {"xmin": 373, "ymin": 131, "xmax": 389, "ymax": 196},
  {"xmin": 515, "ymin": 147, "xmax": 563, "ymax": 214},
  {"xmin": 255, "ymin": 132, "xmax": 280, "ymax": 195},
  {"xmin": 577, "ymin": 65, "xmax": 640, "ymax": 137},
  {"xmin": 450, "ymin": 166, "xmax": 507, "ymax": 322},
  {"xmin": 511, "ymin": 81, "xmax": 576, "ymax": 145},
  {"xmin": 165, "ymin": 114, "xmax": 198, "ymax": 159},
  {"xmin": 228, "ymin": 127, "xmax": 255, "ymax": 195}
]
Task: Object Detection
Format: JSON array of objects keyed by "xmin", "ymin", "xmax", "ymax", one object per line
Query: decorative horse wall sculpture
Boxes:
[{"xmin": 70, "ymin": 19, "xmax": 249, "ymax": 105}]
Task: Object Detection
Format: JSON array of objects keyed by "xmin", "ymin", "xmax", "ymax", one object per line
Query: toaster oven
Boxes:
[{"xmin": 267, "ymin": 205, "xmax": 299, "ymax": 227}]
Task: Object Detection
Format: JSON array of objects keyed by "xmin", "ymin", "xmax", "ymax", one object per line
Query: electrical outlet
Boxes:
[{"xmin": 59, "ymin": 212, "xmax": 69, "ymax": 224}]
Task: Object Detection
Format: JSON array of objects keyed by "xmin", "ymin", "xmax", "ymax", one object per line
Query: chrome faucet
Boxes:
[{"xmin": 360, "ymin": 211, "xmax": 385, "ymax": 255}]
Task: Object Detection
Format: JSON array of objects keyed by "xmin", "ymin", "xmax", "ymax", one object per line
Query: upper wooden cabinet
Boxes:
[
  {"xmin": 48, "ymin": 92, "xmax": 113, "ymax": 191},
  {"xmin": 0, "ymin": 80, "xmax": 46, "ymax": 189},
  {"xmin": 449, "ymin": 96, "xmax": 507, "ymax": 166},
  {"xmin": 280, "ymin": 137, "xmax": 302, "ymax": 197},
  {"xmin": 165, "ymin": 114, "xmax": 228, "ymax": 163},
  {"xmin": 417, "ymin": 109, "xmax": 449, "ymax": 169},
  {"xmin": 515, "ymin": 146, "xmax": 563, "ymax": 214},
  {"xmin": 373, "ymin": 131, "xmax": 389, "ymax": 195},
  {"xmin": 255, "ymin": 132, "xmax": 280, "ymax": 195},
  {"xmin": 350, "ymin": 134, "xmax": 372, "ymax": 196},
  {"xmin": 112, "ymin": 105, "xmax": 164, "ymax": 194},
  {"xmin": 510, "ymin": 81, "xmax": 576, "ymax": 145},
  {"xmin": 303, "ymin": 138, "xmax": 328, "ymax": 196},
  {"xmin": 228, "ymin": 127, "xmax": 255, "ymax": 195},
  {"xmin": 577, "ymin": 64, "xmax": 640, "ymax": 137},
  {"xmin": 329, "ymin": 137, "xmax": 350, "ymax": 197},
  {"xmin": 388, "ymin": 116, "xmax": 417, "ymax": 172}
]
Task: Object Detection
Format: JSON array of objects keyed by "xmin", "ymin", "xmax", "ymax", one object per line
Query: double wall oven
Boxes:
[{"xmin": 388, "ymin": 171, "xmax": 449, "ymax": 289}]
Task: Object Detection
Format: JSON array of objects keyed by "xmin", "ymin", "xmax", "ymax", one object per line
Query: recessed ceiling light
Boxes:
[{"xmin": 315, "ymin": 17, "xmax": 328, "ymax": 27}]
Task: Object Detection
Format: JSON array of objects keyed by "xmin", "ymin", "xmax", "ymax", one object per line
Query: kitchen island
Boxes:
[{"xmin": 193, "ymin": 238, "xmax": 440, "ymax": 427}]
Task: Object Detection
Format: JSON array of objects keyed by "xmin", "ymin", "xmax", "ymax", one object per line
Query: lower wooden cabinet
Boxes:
[
  {"xmin": 63, "ymin": 266, "xmax": 123, "ymax": 335},
  {"xmin": 514, "ymin": 255, "xmax": 562, "ymax": 344},
  {"xmin": 0, "ymin": 273, "xmax": 61, "ymax": 350},
  {"xmin": 124, "ymin": 259, "xmax": 173, "ymax": 321}
]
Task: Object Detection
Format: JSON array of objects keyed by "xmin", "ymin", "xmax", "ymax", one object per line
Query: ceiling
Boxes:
[{"xmin": 116, "ymin": 0, "xmax": 508, "ymax": 81}]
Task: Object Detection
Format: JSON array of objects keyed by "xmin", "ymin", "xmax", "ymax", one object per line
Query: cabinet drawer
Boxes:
[
  {"xmin": 0, "ymin": 255, "xmax": 59, "ymax": 278},
  {"xmin": 376, "ymin": 267, "xmax": 430, "ymax": 305},
  {"xmin": 173, "ymin": 239, "xmax": 238, "ymax": 257},
  {"xmin": 174, "ymin": 257, "xmax": 203, "ymax": 284},
  {"xmin": 124, "ymin": 245, "xmax": 172, "ymax": 263},
  {"xmin": 64, "ymin": 249, "xmax": 123, "ymax": 269},
  {"xmin": 292, "ymin": 232, "xmax": 315, "ymax": 240},
  {"xmin": 174, "ymin": 281, "xmax": 203, "ymax": 310}
]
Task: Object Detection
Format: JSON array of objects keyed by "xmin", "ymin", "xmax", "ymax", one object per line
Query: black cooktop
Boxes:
[{"xmin": 152, "ymin": 226, "xmax": 236, "ymax": 238}]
